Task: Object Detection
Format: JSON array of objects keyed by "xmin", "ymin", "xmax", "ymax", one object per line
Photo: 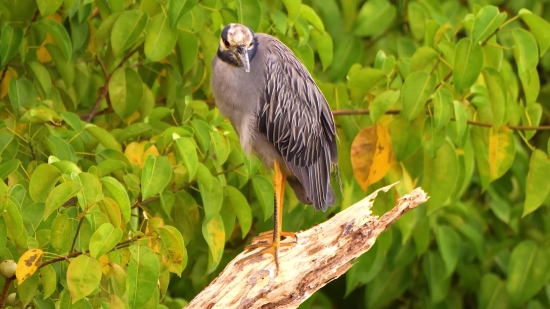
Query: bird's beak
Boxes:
[{"xmin": 236, "ymin": 45, "xmax": 250, "ymax": 73}]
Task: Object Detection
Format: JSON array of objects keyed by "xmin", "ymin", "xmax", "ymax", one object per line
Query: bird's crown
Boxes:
[{"xmin": 221, "ymin": 23, "xmax": 254, "ymax": 47}]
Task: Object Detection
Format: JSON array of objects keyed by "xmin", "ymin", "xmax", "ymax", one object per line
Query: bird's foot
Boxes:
[
  {"xmin": 248, "ymin": 230, "xmax": 298, "ymax": 245},
  {"xmin": 236, "ymin": 240, "xmax": 294, "ymax": 271}
]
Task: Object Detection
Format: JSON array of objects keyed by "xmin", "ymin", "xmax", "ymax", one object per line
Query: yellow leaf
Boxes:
[
  {"xmin": 125, "ymin": 110, "xmax": 141, "ymax": 124},
  {"xmin": 0, "ymin": 68, "xmax": 17, "ymax": 99},
  {"xmin": 202, "ymin": 215, "xmax": 225, "ymax": 274},
  {"xmin": 124, "ymin": 141, "xmax": 160, "ymax": 168},
  {"xmin": 36, "ymin": 33, "xmax": 55, "ymax": 63},
  {"xmin": 489, "ymin": 126, "xmax": 515, "ymax": 180},
  {"xmin": 351, "ymin": 125, "xmax": 394, "ymax": 191},
  {"xmin": 16, "ymin": 249, "xmax": 43, "ymax": 284},
  {"xmin": 98, "ymin": 254, "xmax": 111, "ymax": 277}
]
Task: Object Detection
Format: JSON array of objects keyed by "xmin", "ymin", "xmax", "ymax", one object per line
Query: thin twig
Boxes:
[
  {"xmin": 0, "ymin": 276, "xmax": 14, "ymax": 309},
  {"xmin": 70, "ymin": 217, "xmax": 85, "ymax": 253}
]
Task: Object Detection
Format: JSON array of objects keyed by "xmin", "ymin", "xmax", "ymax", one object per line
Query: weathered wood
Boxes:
[{"xmin": 186, "ymin": 184, "xmax": 428, "ymax": 309}]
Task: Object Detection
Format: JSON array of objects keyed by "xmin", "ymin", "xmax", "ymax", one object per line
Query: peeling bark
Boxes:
[{"xmin": 186, "ymin": 184, "xmax": 429, "ymax": 309}]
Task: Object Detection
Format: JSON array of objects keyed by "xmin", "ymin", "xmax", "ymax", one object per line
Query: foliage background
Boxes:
[{"xmin": 0, "ymin": 0, "xmax": 550, "ymax": 308}]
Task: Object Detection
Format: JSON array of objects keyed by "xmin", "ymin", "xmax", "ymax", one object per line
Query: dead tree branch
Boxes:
[{"xmin": 186, "ymin": 184, "xmax": 428, "ymax": 309}]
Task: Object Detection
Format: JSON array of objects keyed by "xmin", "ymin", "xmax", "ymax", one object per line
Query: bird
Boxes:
[{"xmin": 211, "ymin": 23, "xmax": 339, "ymax": 269}]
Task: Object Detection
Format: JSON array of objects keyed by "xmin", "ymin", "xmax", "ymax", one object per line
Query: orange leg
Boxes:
[{"xmin": 236, "ymin": 161, "xmax": 297, "ymax": 270}]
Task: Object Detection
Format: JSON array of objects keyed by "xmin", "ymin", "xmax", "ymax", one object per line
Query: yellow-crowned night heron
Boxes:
[{"xmin": 211, "ymin": 24, "xmax": 339, "ymax": 268}]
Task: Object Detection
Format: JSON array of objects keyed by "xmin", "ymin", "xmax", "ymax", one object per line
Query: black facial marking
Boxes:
[
  {"xmin": 217, "ymin": 25, "xmax": 258, "ymax": 69},
  {"xmin": 221, "ymin": 25, "xmax": 231, "ymax": 42}
]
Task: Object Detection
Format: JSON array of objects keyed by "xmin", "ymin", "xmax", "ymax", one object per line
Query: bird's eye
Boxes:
[
  {"xmin": 223, "ymin": 39, "xmax": 230, "ymax": 48},
  {"xmin": 248, "ymin": 42, "xmax": 253, "ymax": 49}
]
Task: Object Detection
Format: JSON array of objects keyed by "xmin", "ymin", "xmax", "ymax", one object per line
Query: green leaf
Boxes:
[
  {"xmin": 109, "ymin": 68, "xmax": 144, "ymax": 118},
  {"xmin": 201, "ymin": 176, "xmax": 223, "ymax": 224},
  {"xmin": 453, "ymin": 101, "xmax": 468, "ymax": 146},
  {"xmin": 29, "ymin": 163, "xmax": 62, "ymax": 203},
  {"xmin": 0, "ymin": 159, "xmax": 19, "ymax": 179},
  {"xmin": 236, "ymin": 0, "xmax": 262, "ymax": 32},
  {"xmin": 40, "ymin": 265, "xmax": 57, "ymax": 299},
  {"xmin": 3, "ymin": 199, "xmax": 26, "ymax": 250},
  {"xmin": 434, "ymin": 225, "xmax": 460, "ymax": 277},
  {"xmin": 523, "ymin": 149, "xmax": 550, "ymax": 217},
  {"xmin": 300, "ymin": 4, "xmax": 324, "ymax": 31},
  {"xmin": 423, "ymin": 251, "xmax": 451, "ymax": 303},
  {"xmin": 111, "ymin": 10, "xmax": 148, "ymax": 57},
  {"xmin": 144, "ymin": 13, "xmax": 177, "ymax": 62},
  {"xmin": 311, "ymin": 29, "xmax": 332, "ymax": 70},
  {"xmin": 101, "ymin": 177, "xmax": 131, "ymax": 223},
  {"xmin": 75, "ymin": 172, "xmax": 102, "ymax": 209},
  {"xmin": 157, "ymin": 225, "xmax": 187, "ymax": 276},
  {"xmin": 507, "ymin": 240, "xmax": 550, "ymax": 308},
  {"xmin": 37, "ymin": 0, "xmax": 63, "ymax": 16},
  {"xmin": 482, "ymin": 68, "xmax": 507, "ymax": 127},
  {"xmin": 252, "ymin": 175, "xmax": 274, "ymax": 221},
  {"xmin": 173, "ymin": 136, "xmax": 198, "ymax": 180},
  {"xmin": 50, "ymin": 214, "xmax": 74, "ymax": 254},
  {"xmin": 453, "ymin": 38, "xmax": 483, "ymax": 92},
  {"xmin": 141, "ymin": 154, "xmax": 172, "ymax": 200},
  {"xmin": 47, "ymin": 135, "xmax": 77, "ymax": 162},
  {"xmin": 433, "ymin": 88, "xmax": 453, "ymax": 130},
  {"xmin": 421, "ymin": 117, "xmax": 446, "ymax": 158},
  {"xmin": 389, "ymin": 115, "xmax": 422, "ymax": 161},
  {"xmin": 424, "ymin": 141, "xmax": 459, "ymax": 214},
  {"xmin": 27, "ymin": 61, "xmax": 51, "ymax": 97},
  {"xmin": 8, "ymin": 77, "xmax": 37, "ymax": 115},
  {"xmin": 365, "ymin": 267, "xmax": 410, "ymax": 308},
  {"xmin": 512, "ymin": 28, "xmax": 539, "ymax": 72},
  {"xmin": 282, "ymin": 0, "xmax": 301, "ymax": 25},
  {"xmin": 168, "ymin": 0, "xmax": 197, "ymax": 27},
  {"xmin": 407, "ymin": 2, "xmax": 426, "ymax": 40},
  {"xmin": 85, "ymin": 124, "xmax": 122, "ymax": 152},
  {"xmin": 480, "ymin": 273, "xmax": 508, "ymax": 309},
  {"xmin": 45, "ymin": 43, "xmax": 75, "ymax": 87},
  {"xmin": 127, "ymin": 245, "xmax": 160, "ymax": 309},
  {"xmin": 67, "ymin": 255, "xmax": 102, "ymax": 303},
  {"xmin": 401, "ymin": 71, "xmax": 436, "ymax": 120},
  {"xmin": 354, "ymin": 0, "xmax": 396, "ymax": 37},
  {"xmin": 370, "ymin": 90, "xmax": 400, "ymax": 123},
  {"xmin": 89, "ymin": 223, "xmax": 123, "ymax": 258},
  {"xmin": 519, "ymin": 9, "xmax": 550, "ymax": 57},
  {"xmin": 347, "ymin": 68, "xmax": 386, "ymax": 101},
  {"xmin": 522, "ymin": 103, "xmax": 542, "ymax": 140},
  {"xmin": 210, "ymin": 131, "xmax": 230, "ymax": 167},
  {"xmin": 177, "ymin": 30, "xmax": 198, "ymax": 74},
  {"xmin": 41, "ymin": 19, "xmax": 73, "ymax": 60},
  {"xmin": 0, "ymin": 25, "xmax": 23, "ymax": 68},
  {"xmin": 471, "ymin": 6, "xmax": 506, "ymax": 43},
  {"xmin": 224, "ymin": 186, "xmax": 252, "ymax": 238},
  {"xmin": 409, "ymin": 46, "xmax": 439, "ymax": 73},
  {"xmin": 44, "ymin": 181, "xmax": 82, "ymax": 218},
  {"xmin": 202, "ymin": 214, "xmax": 225, "ymax": 274},
  {"xmin": 488, "ymin": 126, "xmax": 515, "ymax": 181}
]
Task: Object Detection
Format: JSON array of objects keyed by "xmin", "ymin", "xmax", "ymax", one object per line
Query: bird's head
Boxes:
[{"xmin": 218, "ymin": 23, "xmax": 256, "ymax": 73}]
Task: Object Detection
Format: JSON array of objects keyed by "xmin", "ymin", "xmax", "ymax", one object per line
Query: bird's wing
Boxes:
[{"xmin": 258, "ymin": 40, "xmax": 338, "ymax": 210}]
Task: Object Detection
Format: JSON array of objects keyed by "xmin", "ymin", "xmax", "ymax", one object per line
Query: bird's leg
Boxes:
[{"xmin": 236, "ymin": 161, "xmax": 296, "ymax": 270}]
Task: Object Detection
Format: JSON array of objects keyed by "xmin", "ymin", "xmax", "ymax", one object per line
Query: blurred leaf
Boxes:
[
  {"xmin": 519, "ymin": 9, "xmax": 550, "ymax": 57},
  {"xmin": 127, "ymin": 245, "xmax": 160, "ymax": 309},
  {"xmin": 0, "ymin": 159, "xmax": 19, "ymax": 180},
  {"xmin": 453, "ymin": 38, "xmax": 483, "ymax": 92},
  {"xmin": 111, "ymin": 10, "xmax": 148, "ymax": 57},
  {"xmin": 44, "ymin": 181, "xmax": 82, "ymax": 218},
  {"xmin": 390, "ymin": 115, "xmax": 422, "ymax": 161},
  {"xmin": 202, "ymin": 214, "xmax": 225, "ymax": 274},
  {"xmin": 85, "ymin": 124, "xmax": 122, "ymax": 152},
  {"xmin": 407, "ymin": 2, "xmax": 426, "ymax": 41},
  {"xmin": 109, "ymin": 68, "xmax": 144, "ymax": 118},
  {"xmin": 488, "ymin": 126, "xmax": 515, "ymax": 180},
  {"xmin": 300, "ymin": 4, "xmax": 324, "ymax": 31},
  {"xmin": 512, "ymin": 28, "xmax": 538, "ymax": 72},
  {"xmin": 423, "ymin": 251, "xmax": 451, "ymax": 303},
  {"xmin": 402, "ymin": 71, "xmax": 436, "ymax": 120},
  {"xmin": 37, "ymin": 0, "xmax": 63, "ymax": 16},
  {"xmin": 424, "ymin": 141, "xmax": 459, "ymax": 214},
  {"xmin": 522, "ymin": 103, "xmax": 542, "ymax": 140},
  {"xmin": 435, "ymin": 225, "xmax": 460, "ymax": 277},
  {"xmin": 507, "ymin": 241, "xmax": 550, "ymax": 308},
  {"xmin": 422, "ymin": 117, "xmax": 446, "ymax": 158},
  {"xmin": 67, "ymin": 255, "xmax": 102, "ymax": 303},
  {"xmin": 211, "ymin": 131, "xmax": 230, "ymax": 167},
  {"xmin": 157, "ymin": 225, "xmax": 187, "ymax": 276},
  {"xmin": 0, "ymin": 25, "xmax": 23, "ymax": 68},
  {"xmin": 141, "ymin": 154, "xmax": 172, "ymax": 200},
  {"xmin": 480, "ymin": 273, "xmax": 508, "ymax": 309},
  {"xmin": 351, "ymin": 125, "xmax": 393, "ymax": 191},
  {"xmin": 311, "ymin": 29, "xmax": 332, "ymax": 70},
  {"xmin": 369, "ymin": 90, "xmax": 400, "ymax": 123},
  {"xmin": 145, "ymin": 13, "xmax": 177, "ymax": 61},
  {"xmin": 41, "ymin": 19, "xmax": 73, "ymax": 60},
  {"xmin": 8, "ymin": 77, "xmax": 37, "ymax": 116},
  {"xmin": 236, "ymin": 0, "xmax": 261, "ymax": 31},
  {"xmin": 223, "ymin": 186, "xmax": 251, "ymax": 238},
  {"xmin": 89, "ymin": 223, "xmax": 123, "ymax": 258},
  {"xmin": 168, "ymin": 0, "xmax": 197, "ymax": 27},
  {"xmin": 29, "ymin": 163, "xmax": 61, "ymax": 203},
  {"xmin": 366, "ymin": 267, "xmax": 410, "ymax": 308},
  {"xmin": 282, "ymin": 0, "xmax": 300, "ymax": 25},
  {"xmin": 354, "ymin": 0, "xmax": 396, "ymax": 37},
  {"xmin": 173, "ymin": 136, "xmax": 198, "ymax": 179},
  {"xmin": 523, "ymin": 149, "xmax": 550, "ymax": 217},
  {"xmin": 201, "ymin": 176, "xmax": 223, "ymax": 224},
  {"xmin": 347, "ymin": 68, "xmax": 385, "ymax": 101},
  {"xmin": 252, "ymin": 175, "xmax": 274, "ymax": 221},
  {"xmin": 471, "ymin": 6, "xmax": 506, "ymax": 43},
  {"xmin": 16, "ymin": 249, "xmax": 43, "ymax": 285},
  {"xmin": 433, "ymin": 88, "xmax": 453, "ymax": 130},
  {"xmin": 102, "ymin": 177, "xmax": 131, "ymax": 223},
  {"xmin": 482, "ymin": 68, "xmax": 507, "ymax": 127}
]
